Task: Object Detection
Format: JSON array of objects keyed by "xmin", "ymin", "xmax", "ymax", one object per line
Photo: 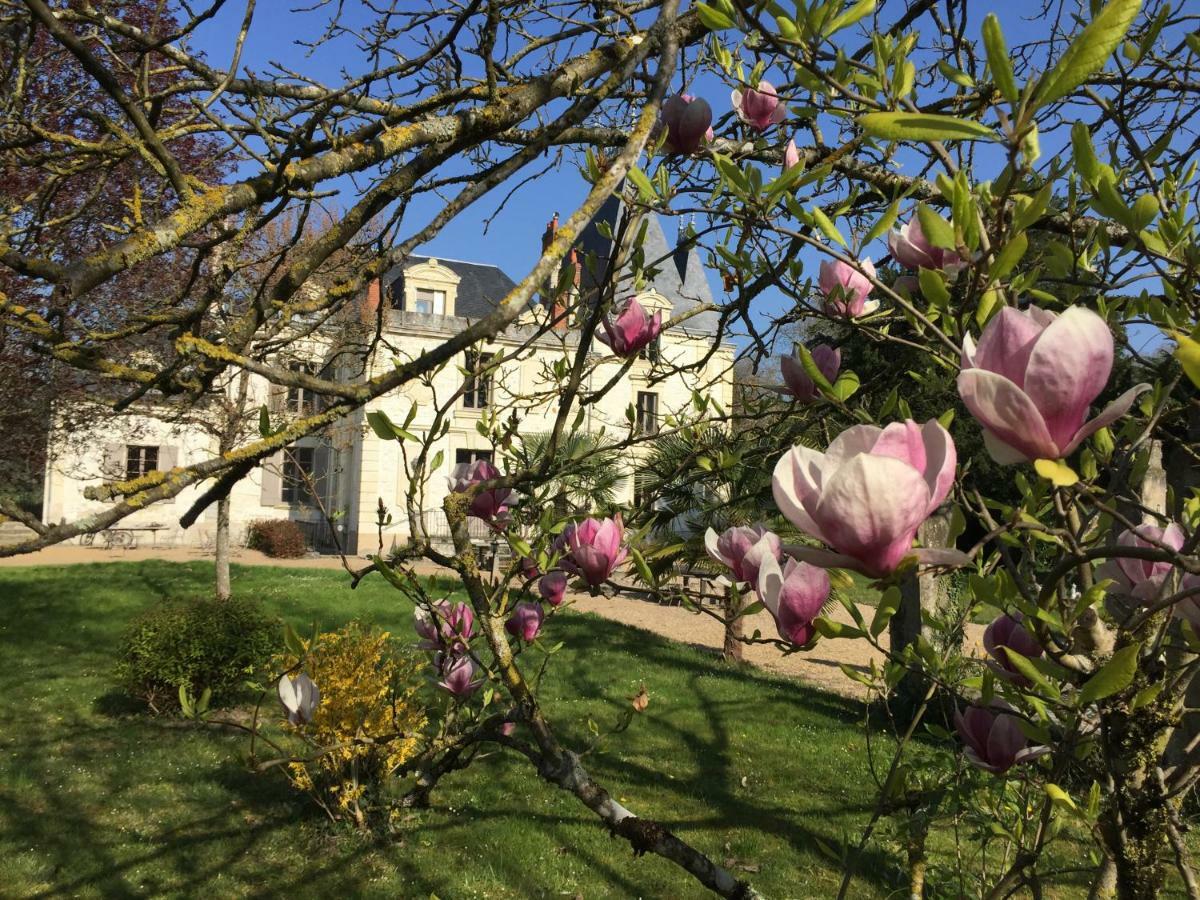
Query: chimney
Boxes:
[
  {"xmin": 540, "ymin": 213, "xmax": 573, "ymax": 331},
  {"xmin": 361, "ymin": 277, "xmax": 382, "ymax": 325}
]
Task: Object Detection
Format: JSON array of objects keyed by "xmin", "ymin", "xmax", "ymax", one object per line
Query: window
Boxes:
[
  {"xmin": 463, "ymin": 351, "xmax": 494, "ymax": 409},
  {"xmin": 282, "ymin": 447, "xmax": 316, "ymax": 503},
  {"xmin": 125, "ymin": 445, "xmax": 159, "ymax": 479},
  {"xmin": 636, "ymin": 391, "xmax": 658, "ymax": 435},
  {"xmin": 639, "ymin": 333, "xmax": 662, "ymax": 364},
  {"xmin": 286, "ymin": 362, "xmax": 317, "ymax": 415},
  {"xmin": 455, "ymin": 449, "xmax": 494, "ymax": 466},
  {"xmin": 412, "ymin": 287, "xmax": 446, "ymax": 315}
]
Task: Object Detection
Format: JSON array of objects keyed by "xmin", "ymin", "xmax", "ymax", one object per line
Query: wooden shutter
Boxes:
[
  {"xmin": 311, "ymin": 444, "xmax": 330, "ymax": 506},
  {"xmin": 103, "ymin": 443, "xmax": 126, "ymax": 479},
  {"xmin": 157, "ymin": 446, "xmax": 178, "ymax": 471},
  {"xmin": 260, "ymin": 451, "xmax": 283, "ymax": 505}
]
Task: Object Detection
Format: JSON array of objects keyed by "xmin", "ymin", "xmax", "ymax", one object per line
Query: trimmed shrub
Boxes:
[
  {"xmin": 246, "ymin": 518, "xmax": 307, "ymax": 558},
  {"xmin": 116, "ymin": 596, "xmax": 280, "ymax": 713},
  {"xmin": 278, "ymin": 622, "xmax": 428, "ymax": 828}
]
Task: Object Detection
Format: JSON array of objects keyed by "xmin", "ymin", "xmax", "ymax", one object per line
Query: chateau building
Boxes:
[{"xmin": 42, "ymin": 199, "xmax": 735, "ymax": 554}]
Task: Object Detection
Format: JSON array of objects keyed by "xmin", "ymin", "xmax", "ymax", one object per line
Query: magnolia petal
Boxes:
[
  {"xmin": 1061, "ymin": 383, "xmax": 1152, "ymax": 456},
  {"xmin": 704, "ymin": 527, "xmax": 725, "ymax": 566},
  {"xmin": 972, "ymin": 306, "xmax": 1047, "ymax": 387},
  {"xmin": 780, "ymin": 544, "xmax": 867, "ymax": 573},
  {"xmin": 919, "ymin": 419, "xmax": 957, "ymax": 511},
  {"xmin": 981, "ymin": 428, "xmax": 1033, "ymax": 464},
  {"xmin": 957, "ymin": 368, "xmax": 1058, "ymax": 460},
  {"xmin": 910, "ymin": 547, "xmax": 971, "ymax": 568},
  {"xmin": 771, "ymin": 446, "xmax": 828, "ymax": 541},
  {"xmin": 1023, "ymin": 306, "xmax": 1114, "ymax": 450}
]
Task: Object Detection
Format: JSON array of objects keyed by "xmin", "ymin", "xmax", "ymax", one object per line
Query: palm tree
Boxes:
[{"xmin": 511, "ymin": 431, "xmax": 625, "ymax": 516}]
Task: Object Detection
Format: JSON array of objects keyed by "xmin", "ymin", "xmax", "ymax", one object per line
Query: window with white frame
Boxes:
[
  {"xmin": 412, "ymin": 287, "xmax": 446, "ymax": 315},
  {"xmin": 125, "ymin": 445, "xmax": 159, "ymax": 479}
]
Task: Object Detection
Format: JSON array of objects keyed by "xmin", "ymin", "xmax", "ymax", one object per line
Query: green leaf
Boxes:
[
  {"xmin": 918, "ymin": 267, "xmax": 951, "ymax": 307},
  {"xmin": 813, "ymin": 617, "xmax": 865, "ymax": 640},
  {"xmin": 937, "ymin": 408, "xmax": 955, "ymax": 430},
  {"xmin": 916, "ymin": 204, "xmax": 956, "ymax": 250},
  {"xmin": 695, "ymin": 1, "xmax": 735, "ymax": 30},
  {"xmin": 1045, "ymin": 783, "xmax": 1077, "ymax": 810},
  {"xmin": 629, "ymin": 546, "xmax": 656, "ymax": 588},
  {"xmin": 870, "ymin": 587, "xmax": 902, "ymax": 637},
  {"xmin": 811, "ymin": 207, "xmax": 847, "ymax": 247},
  {"xmin": 858, "ymin": 112, "xmax": 997, "ymax": 142},
  {"xmin": 1173, "ymin": 333, "xmax": 1200, "ymax": 389},
  {"xmin": 367, "ymin": 410, "xmax": 398, "ymax": 441},
  {"xmin": 976, "ymin": 288, "xmax": 1002, "ymax": 327},
  {"xmin": 1131, "ymin": 194, "xmax": 1159, "ymax": 231},
  {"xmin": 1079, "ymin": 643, "xmax": 1141, "ymax": 705},
  {"xmin": 831, "ymin": 371, "xmax": 860, "ymax": 402},
  {"xmin": 626, "ymin": 165, "xmax": 657, "ymax": 202},
  {"xmin": 824, "ymin": 0, "xmax": 876, "ymax": 35},
  {"xmin": 1034, "ymin": 0, "xmax": 1144, "ymax": 108},
  {"xmin": 1034, "ymin": 458, "xmax": 1079, "ymax": 486},
  {"xmin": 989, "ymin": 232, "xmax": 1029, "ymax": 280},
  {"xmin": 798, "ymin": 345, "xmax": 836, "ymax": 393},
  {"xmin": 862, "ymin": 200, "xmax": 900, "ymax": 247},
  {"xmin": 258, "ymin": 405, "xmax": 271, "ymax": 438},
  {"xmin": 982, "ymin": 14, "xmax": 1018, "ymax": 102}
]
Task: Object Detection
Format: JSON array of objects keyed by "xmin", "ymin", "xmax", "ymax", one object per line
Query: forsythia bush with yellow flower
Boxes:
[{"xmin": 279, "ymin": 621, "xmax": 428, "ymax": 828}]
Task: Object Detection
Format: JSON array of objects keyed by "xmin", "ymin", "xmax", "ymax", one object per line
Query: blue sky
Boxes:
[{"xmin": 186, "ymin": 3, "xmax": 1155, "ymax": 354}]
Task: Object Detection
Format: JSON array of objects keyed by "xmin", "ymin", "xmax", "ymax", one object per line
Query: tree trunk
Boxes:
[
  {"xmin": 723, "ymin": 586, "xmax": 744, "ymax": 662},
  {"xmin": 215, "ymin": 492, "xmax": 231, "ymax": 601}
]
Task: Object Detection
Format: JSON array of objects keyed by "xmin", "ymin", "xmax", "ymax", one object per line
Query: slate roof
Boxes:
[
  {"xmin": 381, "ymin": 195, "xmax": 719, "ymax": 336},
  {"xmin": 576, "ymin": 193, "xmax": 719, "ymax": 335},
  {"xmin": 381, "ymin": 255, "xmax": 518, "ymax": 319}
]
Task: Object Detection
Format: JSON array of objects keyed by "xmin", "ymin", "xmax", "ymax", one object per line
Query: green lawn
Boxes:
[{"xmin": 0, "ymin": 560, "xmax": 892, "ymax": 899}]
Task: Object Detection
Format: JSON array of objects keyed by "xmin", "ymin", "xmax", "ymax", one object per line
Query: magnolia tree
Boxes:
[{"xmin": 4, "ymin": 0, "xmax": 1200, "ymax": 897}]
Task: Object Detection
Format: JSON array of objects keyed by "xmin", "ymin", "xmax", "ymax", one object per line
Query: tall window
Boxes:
[
  {"xmin": 463, "ymin": 351, "xmax": 494, "ymax": 409},
  {"xmin": 282, "ymin": 447, "xmax": 316, "ymax": 503},
  {"xmin": 125, "ymin": 445, "xmax": 159, "ymax": 479},
  {"xmin": 455, "ymin": 448, "xmax": 494, "ymax": 466},
  {"xmin": 286, "ymin": 362, "xmax": 317, "ymax": 415},
  {"xmin": 636, "ymin": 391, "xmax": 659, "ymax": 435},
  {"xmin": 639, "ymin": 333, "xmax": 662, "ymax": 363},
  {"xmin": 412, "ymin": 287, "xmax": 446, "ymax": 315}
]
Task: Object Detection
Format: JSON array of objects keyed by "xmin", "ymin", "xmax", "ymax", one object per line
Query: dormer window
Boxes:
[{"xmin": 412, "ymin": 287, "xmax": 445, "ymax": 315}]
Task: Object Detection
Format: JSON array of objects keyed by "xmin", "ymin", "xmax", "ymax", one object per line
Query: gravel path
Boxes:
[{"xmin": 1, "ymin": 545, "xmax": 985, "ymax": 698}]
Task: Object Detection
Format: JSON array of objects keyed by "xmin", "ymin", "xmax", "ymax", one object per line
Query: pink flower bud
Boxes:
[
  {"xmin": 1096, "ymin": 522, "xmax": 1186, "ymax": 603},
  {"xmin": 818, "ymin": 258, "xmax": 878, "ymax": 317},
  {"xmin": 498, "ymin": 720, "xmax": 516, "ymax": 737},
  {"xmin": 448, "ymin": 458, "xmax": 512, "ymax": 521},
  {"xmin": 277, "ymin": 672, "xmax": 320, "ymax": 726},
  {"xmin": 780, "ymin": 343, "xmax": 840, "ymax": 402},
  {"xmin": 957, "ymin": 306, "xmax": 1150, "ymax": 463},
  {"xmin": 505, "ymin": 601, "xmax": 545, "ymax": 642},
  {"xmin": 755, "ymin": 555, "xmax": 831, "ymax": 646},
  {"xmin": 596, "ymin": 296, "xmax": 663, "ymax": 357},
  {"xmin": 438, "ymin": 655, "xmax": 483, "ymax": 697},
  {"xmin": 539, "ymin": 570, "xmax": 568, "ymax": 606},
  {"xmin": 520, "ymin": 556, "xmax": 540, "ymax": 580},
  {"xmin": 731, "ymin": 80, "xmax": 787, "ymax": 131},
  {"xmin": 782, "ymin": 137, "xmax": 800, "ymax": 173},
  {"xmin": 659, "ymin": 94, "xmax": 713, "ymax": 154},
  {"xmin": 704, "ymin": 524, "xmax": 781, "ymax": 585},
  {"xmin": 954, "ymin": 705, "xmax": 1047, "ymax": 774},
  {"xmin": 560, "ymin": 514, "xmax": 629, "ymax": 588},
  {"xmin": 772, "ymin": 420, "xmax": 960, "ymax": 577},
  {"xmin": 887, "ymin": 218, "xmax": 967, "ymax": 273},
  {"xmin": 413, "ymin": 606, "xmax": 441, "ymax": 650},
  {"xmin": 983, "ymin": 612, "xmax": 1043, "ymax": 682}
]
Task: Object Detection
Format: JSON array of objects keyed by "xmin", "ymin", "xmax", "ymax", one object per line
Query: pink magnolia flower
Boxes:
[
  {"xmin": 660, "ymin": 94, "xmax": 714, "ymax": 154},
  {"xmin": 781, "ymin": 344, "xmax": 841, "ymax": 402},
  {"xmin": 955, "ymin": 705, "xmax": 1048, "ymax": 774},
  {"xmin": 520, "ymin": 556, "xmax": 540, "ymax": 580},
  {"xmin": 704, "ymin": 524, "xmax": 781, "ymax": 585},
  {"xmin": 413, "ymin": 606, "xmax": 441, "ymax": 650},
  {"xmin": 772, "ymin": 420, "xmax": 961, "ymax": 577},
  {"xmin": 732, "ymin": 80, "xmax": 787, "ymax": 131},
  {"xmin": 438, "ymin": 655, "xmax": 483, "ymax": 697},
  {"xmin": 539, "ymin": 570, "xmax": 568, "ymax": 607},
  {"xmin": 596, "ymin": 296, "xmax": 663, "ymax": 357},
  {"xmin": 1097, "ymin": 522, "xmax": 1187, "ymax": 603},
  {"xmin": 783, "ymin": 138, "xmax": 800, "ymax": 172},
  {"xmin": 957, "ymin": 306, "xmax": 1150, "ymax": 463},
  {"xmin": 448, "ymin": 458, "xmax": 512, "ymax": 521},
  {"xmin": 1173, "ymin": 573, "xmax": 1200, "ymax": 627},
  {"xmin": 756, "ymin": 555, "xmax": 831, "ymax": 646},
  {"xmin": 819, "ymin": 258, "xmax": 878, "ymax": 317},
  {"xmin": 416, "ymin": 600, "xmax": 477, "ymax": 652},
  {"xmin": 983, "ymin": 612, "xmax": 1043, "ymax": 682},
  {"xmin": 278, "ymin": 672, "xmax": 320, "ymax": 726},
  {"xmin": 505, "ymin": 601, "xmax": 545, "ymax": 642},
  {"xmin": 888, "ymin": 218, "xmax": 967, "ymax": 273},
  {"xmin": 561, "ymin": 514, "xmax": 629, "ymax": 587}
]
